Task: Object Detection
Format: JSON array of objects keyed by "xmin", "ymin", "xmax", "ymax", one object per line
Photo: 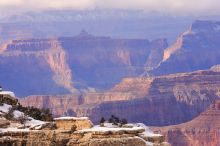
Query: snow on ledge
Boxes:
[
  {"xmin": 54, "ymin": 116, "xmax": 89, "ymax": 121},
  {"xmin": 78, "ymin": 125, "xmax": 144, "ymax": 133},
  {"xmin": 0, "ymin": 91, "xmax": 15, "ymax": 98},
  {"xmin": 135, "ymin": 123, "xmax": 162, "ymax": 137}
]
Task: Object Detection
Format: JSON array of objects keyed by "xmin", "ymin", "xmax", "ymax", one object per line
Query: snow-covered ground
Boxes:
[
  {"xmin": 79, "ymin": 124, "xmax": 144, "ymax": 132},
  {"xmin": 0, "ymin": 103, "xmax": 46, "ymax": 133},
  {"xmin": 0, "ymin": 91, "xmax": 15, "ymax": 98},
  {"xmin": 0, "ymin": 103, "xmax": 11, "ymax": 114},
  {"xmin": 1, "ymin": 104, "xmax": 161, "ymax": 140},
  {"xmin": 78, "ymin": 122, "xmax": 159, "ymax": 135},
  {"xmin": 54, "ymin": 116, "xmax": 89, "ymax": 120},
  {"xmin": 135, "ymin": 123, "xmax": 162, "ymax": 137}
]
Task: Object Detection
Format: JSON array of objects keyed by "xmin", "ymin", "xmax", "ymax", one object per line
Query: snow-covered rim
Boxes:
[
  {"xmin": 54, "ymin": 116, "xmax": 89, "ymax": 120},
  {"xmin": 78, "ymin": 125, "xmax": 144, "ymax": 132},
  {"xmin": 0, "ymin": 103, "xmax": 46, "ymax": 133}
]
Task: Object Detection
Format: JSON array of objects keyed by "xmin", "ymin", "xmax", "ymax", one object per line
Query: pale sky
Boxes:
[{"xmin": 0, "ymin": 0, "xmax": 219, "ymax": 15}]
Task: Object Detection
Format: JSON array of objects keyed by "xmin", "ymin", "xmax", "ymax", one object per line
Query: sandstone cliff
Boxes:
[{"xmin": 0, "ymin": 38, "xmax": 74, "ymax": 96}]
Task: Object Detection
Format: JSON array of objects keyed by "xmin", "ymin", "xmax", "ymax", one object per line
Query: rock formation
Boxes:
[
  {"xmin": 153, "ymin": 20, "xmax": 220, "ymax": 75},
  {"xmin": 2, "ymin": 20, "xmax": 220, "ymax": 97},
  {"xmin": 0, "ymin": 93, "xmax": 169, "ymax": 146},
  {"xmin": 0, "ymin": 33, "xmax": 167, "ymax": 96},
  {"xmin": 21, "ymin": 68, "xmax": 220, "ymax": 126},
  {"xmin": 153, "ymin": 98, "xmax": 220, "ymax": 146},
  {"xmin": 0, "ymin": 124, "xmax": 169, "ymax": 146}
]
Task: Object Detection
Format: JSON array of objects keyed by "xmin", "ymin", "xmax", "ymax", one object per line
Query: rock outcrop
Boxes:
[
  {"xmin": 1, "ymin": 93, "xmax": 169, "ymax": 146},
  {"xmin": 0, "ymin": 118, "xmax": 169, "ymax": 146},
  {"xmin": 153, "ymin": 98, "xmax": 220, "ymax": 146},
  {"xmin": 55, "ymin": 117, "xmax": 93, "ymax": 130},
  {"xmin": 0, "ymin": 128, "xmax": 168, "ymax": 146}
]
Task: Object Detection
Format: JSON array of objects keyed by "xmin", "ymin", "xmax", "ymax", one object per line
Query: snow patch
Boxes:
[
  {"xmin": 0, "ymin": 91, "xmax": 15, "ymax": 98},
  {"xmin": 0, "ymin": 103, "xmax": 46, "ymax": 131},
  {"xmin": 135, "ymin": 123, "xmax": 162, "ymax": 137},
  {"xmin": 78, "ymin": 125, "xmax": 144, "ymax": 132},
  {"xmin": 26, "ymin": 118, "xmax": 45, "ymax": 127},
  {"xmin": 0, "ymin": 104, "xmax": 12, "ymax": 114},
  {"xmin": 103, "ymin": 122, "xmax": 120, "ymax": 128},
  {"xmin": 145, "ymin": 141, "xmax": 154, "ymax": 146},
  {"xmin": 13, "ymin": 110, "xmax": 24, "ymax": 118},
  {"xmin": 54, "ymin": 116, "xmax": 89, "ymax": 120}
]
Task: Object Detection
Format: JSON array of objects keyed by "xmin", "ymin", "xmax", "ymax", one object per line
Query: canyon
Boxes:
[
  {"xmin": 1, "ymin": 20, "xmax": 220, "ymax": 97},
  {"xmin": 21, "ymin": 68, "xmax": 220, "ymax": 126},
  {"xmin": 2, "ymin": 19, "xmax": 220, "ymax": 145},
  {"xmin": 0, "ymin": 31, "xmax": 167, "ymax": 97}
]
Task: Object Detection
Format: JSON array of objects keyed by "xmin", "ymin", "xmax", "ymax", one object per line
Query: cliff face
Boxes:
[
  {"xmin": 0, "ymin": 33, "xmax": 167, "ymax": 96},
  {"xmin": 81, "ymin": 70, "xmax": 220, "ymax": 125},
  {"xmin": 44, "ymin": 40, "xmax": 75, "ymax": 93},
  {"xmin": 59, "ymin": 34, "xmax": 167, "ymax": 90},
  {"xmin": 0, "ymin": 117, "xmax": 169, "ymax": 146},
  {"xmin": 153, "ymin": 98, "xmax": 220, "ymax": 146},
  {"xmin": 21, "ymin": 69, "xmax": 220, "ymax": 126},
  {"xmin": 153, "ymin": 20, "xmax": 220, "ymax": 75},
  {"xmin": 0, "ymin": 38, "xmax": 73, "ymax": 96}
]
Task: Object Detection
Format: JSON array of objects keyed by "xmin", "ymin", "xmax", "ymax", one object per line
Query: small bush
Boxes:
[
  {"xmin": 121, "ymin": 119, "xmax": 128, "ymax": 125},
  {"xmin": 0, "ymin": 96, "xmax": 18, "ymax": 106},
  {"xmin": 99, "ymin": 117, "xmax": 105, "ymax": 126},
  {"xmin": 16, "ymin": 114, "xmax": 29, "ymax": 125},
  {"xmin": 70, "ymin": 125, "xmax": 77, "ymax": 133},
  {"xmin": 4, "ymin": 108, "xmax": 14, "ymax": 120},
  {"xmin": 13, "ymin": 104, "xmax": 53, "ymax": 121},
  {"xmin": 107, "ymin": 115, "xmax": 128, "ymax": 126},
  {"xmin": 100, "ymin": 117, "xmax": 105, "ymax": 124},
  {"xmin": 109, "ymin": 115, "xmax": 120, "ymax": 125}
]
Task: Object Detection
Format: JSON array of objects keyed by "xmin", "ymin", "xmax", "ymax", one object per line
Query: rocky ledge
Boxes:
[{"xmin": 0, "ymin": 117, "xmax": 170, "ymax": 146}]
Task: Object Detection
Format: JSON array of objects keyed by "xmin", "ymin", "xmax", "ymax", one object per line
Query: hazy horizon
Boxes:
[{"xmin": 0, "ymin": 0, "xmax": 220, "ymax": 16}]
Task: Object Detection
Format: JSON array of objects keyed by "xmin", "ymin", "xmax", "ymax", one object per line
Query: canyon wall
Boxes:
[
  {"xmin": 21, "ymin": 69, "xmax": 220, "ymax": 126},
  {"xmin": 2, "ymin": 20, "xmax": 220, "ymax": 96},
  {"xmin": 0, "ymin": 32, "xmax": 167, "ymax": 96},
  {"xmin": 153, "ymin": 20, "xmax": 220, "ymax": 75},
  {"xmin": 153, "ymin": 98, "xmax": 220, "ymax": 146}
]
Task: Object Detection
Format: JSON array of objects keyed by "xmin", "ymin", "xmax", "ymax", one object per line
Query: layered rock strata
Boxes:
[
  {"xmin": 21, "ymin": 69, "xmax": 220, "ymax": 126},
  {"xmin": 153, "ymin": 98, "xmax": 220, "ymax": 146}
]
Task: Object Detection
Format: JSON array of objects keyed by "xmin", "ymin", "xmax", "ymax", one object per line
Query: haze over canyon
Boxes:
[{"xmin": 0, "ymin": 6, "xmax": 220, "ymax": 145}]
